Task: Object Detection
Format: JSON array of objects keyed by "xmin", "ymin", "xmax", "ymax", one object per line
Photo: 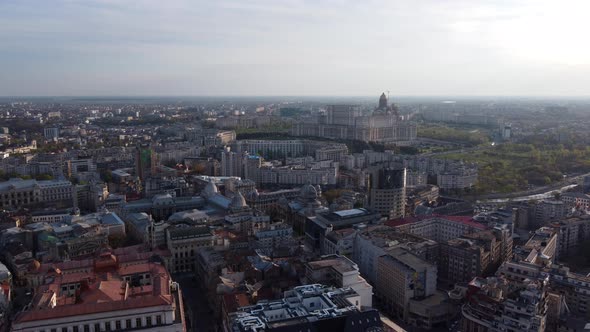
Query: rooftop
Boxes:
[
  {"xmin": 381, "ymin": 248, "xmax": 434, "ymax": 272},
  {"xmin": 318, "ymin": 208, "xmax": 378, "ymax": 224},
  {"xmin": 231, "ymin": 284, "xmax": 379, "ymax": 332},
  {"xmin": 14, "ymin": 253, "xmax": 176, "ymax": 324},
  {"xmin": 0, "ymin": 178, "xmax": 72, "ymax": 191},
  {"xmin": 307, "ymin": 255, "xmax": 358, "ymax": 274},
  {"xmin": 386, "ymin": 214, "xmax": 487, "ymax": 230}
]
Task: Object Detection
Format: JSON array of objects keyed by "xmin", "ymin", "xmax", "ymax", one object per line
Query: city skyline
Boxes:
[{"xmin": 1, "ymin": 0, "xmax": 590, "ymax": 97}]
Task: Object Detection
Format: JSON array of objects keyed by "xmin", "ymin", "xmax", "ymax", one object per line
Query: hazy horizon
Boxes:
[{"xmin": 1, "ymin": 0, "xmax": 590, "ymax": 97}]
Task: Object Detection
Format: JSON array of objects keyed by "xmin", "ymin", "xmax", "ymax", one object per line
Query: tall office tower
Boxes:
[
  {"xmin": 243, "ymin": 154, "xmax": 262, "ymax": 183},
  {"xmin": 135, "ymin": 144, "xmax": 153, "ymax": 181},
  {"xmin": 221, "ymin": 146, "xmax": 243, "ymax": 177},
  {"xmin": 43, "ymin": 126, "xmax": 60, "ymax": 140},
  {"xmin": 368, "ymin": 165, "xmax": 406, "ymax": 219}
]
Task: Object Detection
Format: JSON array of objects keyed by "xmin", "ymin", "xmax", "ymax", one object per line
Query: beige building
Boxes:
[
  {"xmin": 305, "ymin": 255, "xmax": 373, "ymax": 308},
  {"xmin": 376, "ymin": 248, "xmax": 438, "ymax": 324},
  {"xmin": 291, "ymin": 94, "xmax": 417, "ymax": 144},
  {"xmin": 0, "ymin": 178, "xmax": 75, "ymax": 209}
]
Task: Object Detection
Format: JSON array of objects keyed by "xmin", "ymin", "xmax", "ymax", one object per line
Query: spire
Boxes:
[{"xmin": 379, "ymin": 92, "xmax": 388, "ymax": 110}]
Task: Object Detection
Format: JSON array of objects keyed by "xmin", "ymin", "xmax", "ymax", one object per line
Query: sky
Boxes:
[{"xmin": 1, "ymin": 0, "xmax": 590, "ymax": 97}]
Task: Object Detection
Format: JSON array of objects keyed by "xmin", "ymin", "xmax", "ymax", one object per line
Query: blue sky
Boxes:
[{"xmin": 1, "ymin": 0, "xmax": 589, "ymax": 96}]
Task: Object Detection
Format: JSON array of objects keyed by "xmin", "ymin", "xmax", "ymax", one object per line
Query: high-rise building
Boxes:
[
  {"xmin": 242, "ymin": 155, "xmax": 262, "ymax": 183},
  {"xmin": 134, "ymin": 144, "xmax": 154, "ymax": 181},
  {"xmin": 43, "ymin": 126, "xmax": 59, "ymax": 140},
  {"xmin": 221, "ymin": 146, "xmax": 243, "ymax": 177},
  {"xmin": 375, "ymin": 248, "xmax": 437, "ymax": 321},
  {"xmin": 367, "ymin": 165, "xmax": 406, "ymax": 219},
  {"xmin": 326, "ymin": 104, "xmax": 362, "ymax": 126}
]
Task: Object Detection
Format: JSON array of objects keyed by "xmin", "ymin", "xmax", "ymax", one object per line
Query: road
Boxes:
[
  {"xmin": 476, "ymin": 172, "xmax": 590, "ymax": 202},
  {"xmin": 420, "ymin": 145, "xmax": 483, "ymax": 157},
  {"xmin": 174, "ymin": 274, "xmax": 216, "ymax": 332}
]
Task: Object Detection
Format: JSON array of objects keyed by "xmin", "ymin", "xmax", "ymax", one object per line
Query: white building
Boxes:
[
  {"xmin": 305, "ymin": 255, "xmax": 374, "ymax": 308},
  {"xmin": 391, "ymin": 216, "xmax": 486, "ymax": 242},
  {"xmin": 376, "ymin": 248, "xmax": 438, "ymax": 321},
  {"xmin": 561, "ymin": 192, "xmax": 590, "ymax": 210},
  {"xmin": 11, "ymin": 257, "xmax": 184, "ymax": 332}
]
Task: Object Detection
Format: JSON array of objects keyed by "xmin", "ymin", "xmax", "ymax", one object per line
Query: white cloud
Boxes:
[{"xmin": 0, "ymin": 0, "xmax": 589, "ymax": 96}]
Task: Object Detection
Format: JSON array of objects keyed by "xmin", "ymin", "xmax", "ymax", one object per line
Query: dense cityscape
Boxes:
[
  {"xmin": 0, "ymin": 93, "xmax": 590, "ymax": 332},
  {"xmin": 3, "ymin": 0, "xmax": 590, "ymax": 331}
]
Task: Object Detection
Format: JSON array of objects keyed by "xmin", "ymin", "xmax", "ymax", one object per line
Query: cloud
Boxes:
[{"xmin": 0, "ymin": 0, "xmax": 589, "ymax": 96}]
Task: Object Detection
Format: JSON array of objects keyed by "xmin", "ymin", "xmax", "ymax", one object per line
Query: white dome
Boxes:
[
  {"xmin": 230, "ymin": 191, "xmax": 248, "ymax": 209},
  {"xmin": 203, "ymin": 181, "xmax": 218, "ymax": 197}
]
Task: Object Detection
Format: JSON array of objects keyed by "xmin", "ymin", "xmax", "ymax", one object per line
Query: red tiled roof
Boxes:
[
  {"xmin": 16, "ymin": 259, "xmax": 173, "ymax": 324},
  {"xmin": 58, "ymin": 272, "xmax": 90, "ymax": 284}
]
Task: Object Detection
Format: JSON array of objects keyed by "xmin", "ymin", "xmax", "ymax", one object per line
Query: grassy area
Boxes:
[
  {"xmin": 441, "ymin": 143, "xmax": 590, "ymax": 194},
  {"xmin": 418, "ymin": 123, "xmax": 491, "ymax": 146}
]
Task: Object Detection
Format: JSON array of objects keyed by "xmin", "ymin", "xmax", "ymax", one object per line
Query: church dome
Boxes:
[
  {"xmin": 230, "ymin": 191, "xmax": 248, "ymax": 209},
  {"xmin": 203, "ymin": 181, "xmax": 218, "ymax": 197}
]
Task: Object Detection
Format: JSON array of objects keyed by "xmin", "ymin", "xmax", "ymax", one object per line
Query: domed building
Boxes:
[
  {"xmin": 378, "ymin": 92, "xmax": 388, "ymax": 110},
  {"xmin": 229, "ymin": 191, "xmax": 248, "ymax": 212},
  {"xmin": 278, "ymin": 182, "xmax": 329, "ymax": 234},
  {"xmin": 225, "ymin": 191, "xmax": 270, "ymax": 235},
  {"xmin": 290, "ymin": 92, "xmax": 415, "ymax": 144},
  {"xmin": 202, "ymin": 181, "xmax": 219, "ymax": 198}
]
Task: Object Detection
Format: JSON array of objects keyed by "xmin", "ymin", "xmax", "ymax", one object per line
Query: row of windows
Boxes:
[{"xmin": 39, "ymin": 315, "xmax": 163, "ymax": 332}]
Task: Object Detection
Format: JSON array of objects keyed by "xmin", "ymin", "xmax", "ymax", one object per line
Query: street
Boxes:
[{"xmin": 174, "ymin": 274, "xmax": 216, "ymax": 332}]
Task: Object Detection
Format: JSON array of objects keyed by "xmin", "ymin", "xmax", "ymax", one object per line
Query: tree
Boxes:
[
  {"xmin": 35, "ymin": 174, "xmax": 53, "ymax": 181},
  {"xmin": 100, "ymin": 170, "xmax": 113, "ymax": 183}
]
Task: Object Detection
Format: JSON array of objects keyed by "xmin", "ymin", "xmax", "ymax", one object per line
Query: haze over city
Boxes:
[
  {"xmin": 3, "ymin": 2, "xmax": 590, "ymax": 332},
  {"xmin": 1, "ymin": 0, "xmax": 590, "ymax": 96}
]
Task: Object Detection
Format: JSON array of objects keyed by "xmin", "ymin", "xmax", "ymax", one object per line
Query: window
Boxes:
[
  {"xmin": 115, "ymin": 321, "xmax": 121, "ymax": 330},
  {"xmin": 73, "ymin": 327, "xmax": 79, "ymax": 332},
  {"xmin": 136, "ymin": 318, "xmax": 142, "ymax": 328},
  {"xmin": 146, "ymin": 316, "xmax": 152, "ymax": 326},
  {"xmin": 105, "ymin": 322, "xmax": 111, "ymax": 331},
  {"xmin": 156, "ymin": 315, "xmax": 162, "ymax": 325},
  {"xmin": 125, "ymin": 319, "xmax": 131, "ymax": 329},
  {"xmin": 94, "ymin": 323, "xmax": 100, "ymax": 332},
  {"xmin": 84, "ymin": 325, "xmax": 90, "ymax": 332}
]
